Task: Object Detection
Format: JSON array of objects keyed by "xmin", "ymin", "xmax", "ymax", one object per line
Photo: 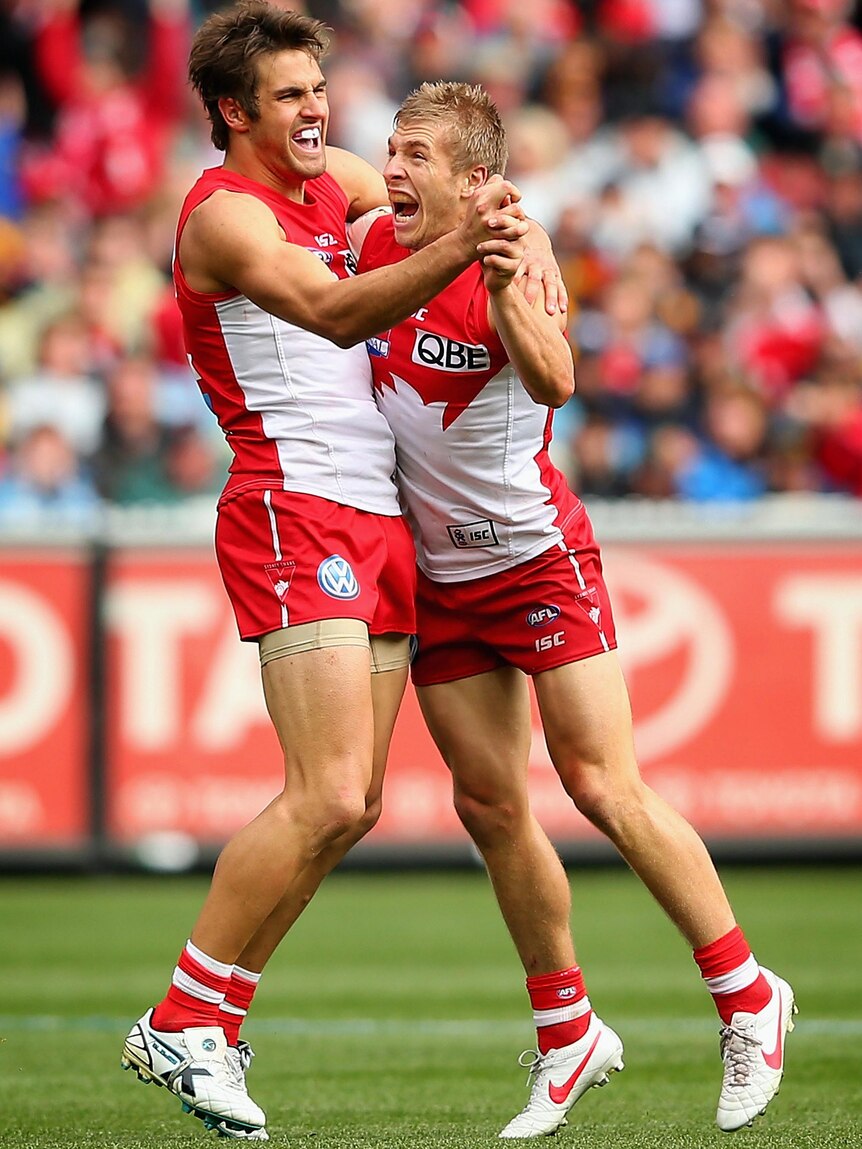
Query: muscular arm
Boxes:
[
  {"xmin": 325, "ymin": 146, "xmax": 387, "ymax": 221},
  {"xmin": 487, "ymin": 281, "xmax": 574, "ymax": 409},
  {"xmin": 180, "ymin": 180, "xmax": 525, "ymax": 348}
]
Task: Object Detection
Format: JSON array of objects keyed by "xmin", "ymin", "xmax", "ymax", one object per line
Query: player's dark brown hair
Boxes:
[
  {"xmin": 394, "ymin": 82, "xmax": 508, "ymax": 177},
  {"xmin": 188, "ymin": 0, "xmax": 330, "ymax": 152}
]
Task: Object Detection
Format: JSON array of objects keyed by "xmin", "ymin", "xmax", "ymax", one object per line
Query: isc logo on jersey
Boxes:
[
  {"xmin": 412, "ymin": 331, "xmax": 491, "ymax": 373},
  {"xmin": 447, "ymin": 520, "xmax": 499, "ymax": 548}
]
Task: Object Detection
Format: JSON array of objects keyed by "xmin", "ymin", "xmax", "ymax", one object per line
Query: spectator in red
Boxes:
[
  {"xmin": 781, "ymin": 0, "xmax": 862, "ymax": 143},
  {"xmin": 463, "ymin": 0, "xmax": 580, "ymax": 41},
  {"xmin": 725, "ymin": 235, "xmax": 825, "ymax": 401},
  {"xmin": 22, "ymin": 0, "xmax": 190, "ymax": 217},
  {"xmin": 790, "ymin": 361, "xmax": 862, "ymax": 494}
]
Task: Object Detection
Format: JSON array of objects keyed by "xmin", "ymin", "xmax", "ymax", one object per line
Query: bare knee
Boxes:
[
  {"xmin": 453, "ymin": 786, "xmax": 525, "ymax": 849},
  {"xmin": 318, "ymin": 789, "xmax": 382, "ymax": 853},
  {"xmin": 278, "ymin": 783, "xmax": 369, "ymax": 852},
  {"xmin": 562, "ymin": 767, "xmax": 646, "ymax": 840}
]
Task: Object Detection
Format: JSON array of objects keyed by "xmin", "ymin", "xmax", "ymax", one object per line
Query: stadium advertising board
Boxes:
[
  {"xmin": 0, "ymin": 551, "xmax": 91, "ymax": 850},
  {"xmin": 101, "ymin": 543, "xmax": 862, "ymax": 855}
]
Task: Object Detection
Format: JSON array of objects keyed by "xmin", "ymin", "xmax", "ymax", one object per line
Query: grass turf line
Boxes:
[{"xmin": 0, "ymin": 867, "xmax": 860, "ymax": 1147}]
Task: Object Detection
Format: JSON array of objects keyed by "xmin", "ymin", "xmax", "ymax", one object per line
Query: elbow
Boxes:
[
  {"xmin": 330, "ymin": 329, "xmax": 360, "ymax": 350},
  {"xmin": 525, "ymin": 368, "xmax": 574, "ymax": 409},
  {"xmin": 547, "ymin": 369, "xmax": 575, "ymax": 409},
  {"xmin": 312, "ymin": 314, "xmax": 364, "ymax": 349},
  {"xmin": 547, "ymin": 392, "xmax": 571, "ymax": 410}
]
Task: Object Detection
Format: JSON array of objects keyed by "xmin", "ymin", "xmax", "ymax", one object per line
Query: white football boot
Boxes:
[
  {"xmin": 121, "ymin": 1009, "xmax": 266, "ymax": 1137},
  {"xmin": 498, "ymin": 1014, "xmax": 624, "ymax": 1138},
  {"xmin": 214, "ymin": 1042, "xmax": 269, "ymax": 1141},
  {"xmin": 716, "ymin": 967, "xmax": 797, "ymax": 1132}
]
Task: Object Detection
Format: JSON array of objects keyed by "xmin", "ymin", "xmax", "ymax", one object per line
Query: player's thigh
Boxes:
[
  {"xmin": 534, "ymin": 649, "xmax": 639, "ymax": 784},
  {"xmin": 417, "ymin": 666, "xmax": 534, "ymax": 800},
  {"xmin": 262, "ymin": 642, "xmax": 375, "ymax": 786}
]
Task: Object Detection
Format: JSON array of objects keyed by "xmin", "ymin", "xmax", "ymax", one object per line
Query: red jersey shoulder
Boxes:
[
  {"xmin": 178, "ymin": 167, "xmax": 356, "ymax": 282},
  {"xmin": 358, "ymin": 214, "xmax": 406, "ymax": 275}
]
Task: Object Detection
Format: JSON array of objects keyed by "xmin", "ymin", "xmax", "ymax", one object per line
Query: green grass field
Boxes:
[{"xmin": 1, "ymin": 866, "xmax": 860, "ymax": 1149}]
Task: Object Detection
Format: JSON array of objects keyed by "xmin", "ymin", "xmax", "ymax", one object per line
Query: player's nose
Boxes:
[{"xmin": 383, "ymin": 155, "xmax": 403, "ymax": 181}]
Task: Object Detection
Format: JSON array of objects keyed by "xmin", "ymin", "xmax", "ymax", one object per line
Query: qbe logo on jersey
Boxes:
[
  {"xmin": 412, "ymin": 331, "xmax": 491, "ymax": 373},
  {"xmin": 317, "ymin": 555, "xmax": 360, "ymax": 600}
]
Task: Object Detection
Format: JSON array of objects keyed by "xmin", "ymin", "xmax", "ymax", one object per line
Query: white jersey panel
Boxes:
[
  {"xmin": 378, "ymin": 364, "xmax": 564, "ymax": 581},
  {"xmin": 216, "ymin": 294, "xmax": 400, "ymax": 515}
]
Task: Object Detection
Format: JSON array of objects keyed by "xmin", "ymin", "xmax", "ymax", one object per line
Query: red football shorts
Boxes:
[
  {"xmin": 215, "ymin": 487, "xmax": 417, "ymax": 640},
  {"xmin": 411, "ymin": 505, "xmax": 617, "ymax": 686}
]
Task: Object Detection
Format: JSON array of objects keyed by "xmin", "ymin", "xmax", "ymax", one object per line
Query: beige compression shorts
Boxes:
[{"xmin": 258, "ymin": 618, "xmax": 411, "ymax": 673}]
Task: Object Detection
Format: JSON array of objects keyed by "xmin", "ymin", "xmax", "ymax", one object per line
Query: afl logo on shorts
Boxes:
[
  {"xmin": 317, "ymin": 555, "xmax": 360, "ymax": 600},
  {"xmin": 527, "ymin": 604, "xmax": 561, "ymax": 627}
]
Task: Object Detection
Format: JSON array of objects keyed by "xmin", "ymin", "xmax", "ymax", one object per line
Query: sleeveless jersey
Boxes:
[
  {"xmin": 174, "ymin": 166, "xmax": 400, "ymax": 515},
  {"xmin": 357, "ymin": 215, "xmax": 579, "ymax": 582}
]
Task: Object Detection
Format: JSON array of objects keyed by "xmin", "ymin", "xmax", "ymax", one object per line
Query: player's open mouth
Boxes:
[
  {"xmin": 390, "ymin": 194, "xmax": 419, "ymax": 223},
  {"xmin": 292, "ymin": 126, "xmax": 322, "ymax": 152}
]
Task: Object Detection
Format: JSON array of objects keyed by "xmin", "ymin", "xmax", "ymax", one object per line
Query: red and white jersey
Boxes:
[
  {"xmin": 356, "ymin": 214, "xmax": 579, "ymax": 582},
  {"xmin": 174, "ymin": 166, "xmax": 400, "ymax": 515}
]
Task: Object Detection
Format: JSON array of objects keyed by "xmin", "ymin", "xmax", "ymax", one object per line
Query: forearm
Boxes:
[
  {"xmin": 201, "ymin": 177, "xmax": 524, "ymax": 347},
  {"xmin": 489, "ymin": 286, "xmax": 574, "ymax": 408},
  {"xmin": 302, "ymin": 232, "xmax": 475, "ymax": 347}
]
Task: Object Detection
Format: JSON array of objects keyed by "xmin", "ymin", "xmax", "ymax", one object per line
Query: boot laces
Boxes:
[
  {"xmin": 237, "ymin": 1041, "xmax": 256, "ymax": 1074},
  {"xmin": 719, "ymin": 1019, "xmax": 761, "ymax": 1087},
  {"xmin": 516, "ymin": 1048, "xmax": 546, "ymax": 1088}
]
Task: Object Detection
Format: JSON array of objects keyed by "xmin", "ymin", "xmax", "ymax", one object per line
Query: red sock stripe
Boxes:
[
  {"xmin": 712, "ymin": 972, "xmax": 772, "ymax": 1023},
  {"xmin": 537, "ymin": 1019, "xmax": 587, "ymax": 1055},
  {"xmin": 178, "ymin": 948, "xmax": 231, "ymax": 995},
  {"xmin": 225, "ymin": 972, "xmax": 258, "ymax": 1013},
  {"xmin": 526, "ymin": 966, "xmax": 586, "ymax": 1012},
  {"xmin": 153, "ymin": 985, "xmax": 220, "ymax": 1031},
  {"xmin": 693, "ymin": 926, "xmax": 751, "ymax": 980}
]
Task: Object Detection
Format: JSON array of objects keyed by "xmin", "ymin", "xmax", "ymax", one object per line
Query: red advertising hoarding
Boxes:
[
  {"xmin": 0, "ymin": 550, "xmax": 91, "ymax": 850},
  {"xmin": 102, "ymin": 542, "xmax": 862, "ymax": 852}
]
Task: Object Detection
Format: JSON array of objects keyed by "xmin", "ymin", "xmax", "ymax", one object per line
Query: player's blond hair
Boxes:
[
  {"xmin": 394, "ymin": 82, "xmax": 508, "ymax": 176},
  {"xmin": 189, "ymin": 0, "xmax": 330, "ymax": 152}
]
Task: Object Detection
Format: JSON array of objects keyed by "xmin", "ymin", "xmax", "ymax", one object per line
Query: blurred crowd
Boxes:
[{"xmin": 1, "ymin": 0, "xmax": 862, "ymax": 525}]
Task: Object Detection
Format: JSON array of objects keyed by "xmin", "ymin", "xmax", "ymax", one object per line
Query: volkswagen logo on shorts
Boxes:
[
  {"xmin": 317, "ymin": 555, "xmax": 360, "ymax": 600},
  {"xmin": 526, "ymin": 604, "xmax": 561, "ymax": 627}
]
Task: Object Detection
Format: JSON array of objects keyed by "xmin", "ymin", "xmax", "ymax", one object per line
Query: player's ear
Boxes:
[
  {"xmin": 462, "ymin": 165, "xmax": 489, "ymax": 196},
  {"xmin": 219, "ymin": 96, "xmax": 251, "ymax": 134}
]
